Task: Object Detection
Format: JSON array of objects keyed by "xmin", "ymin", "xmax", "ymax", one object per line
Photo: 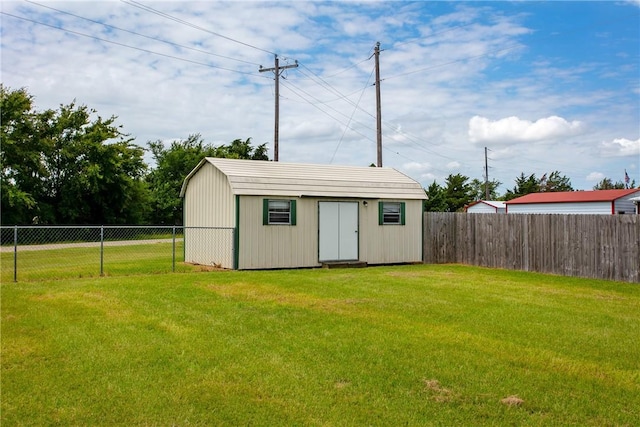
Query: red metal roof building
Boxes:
[{"xmin": 505, "ymin": 189, "xmax": 640, "ymax": 214}]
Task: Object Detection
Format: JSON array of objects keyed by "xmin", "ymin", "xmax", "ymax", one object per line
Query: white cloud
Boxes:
[
  {"xmin": 446, "ymin": 161, "xmax": 461, "ymax": 169},
  {"xmin": 586, "ymin": 172, "xmax": 605, "ymax": 182},
  {"xmin": 403, "ymin": 161, "xmax": 431, "ymax": 171},
  {"xmin": 599, "ymin": 137, "xmax": 640, "ymax": 157},
  {"xmin": 468, "ymin": 115, "xmax": 584, "ymax": 144}
]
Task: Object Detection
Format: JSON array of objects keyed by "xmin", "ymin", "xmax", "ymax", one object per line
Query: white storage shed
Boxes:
[
  {"xmin": 505, "ymin": 189, "xmax": 640, "ymax": 214},
  {"xmin": 465, "ymin": 200, "xmax": 506, "ymax": 213},
  {"xmin": 180, "ymin": 158, "xmax": 427, "ymax": 269},
  {"xmin": 631, "ymin": 196, "xmax": 640, "ymax": 214}
]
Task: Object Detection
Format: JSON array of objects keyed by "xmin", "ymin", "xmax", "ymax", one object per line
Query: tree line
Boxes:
[
  {"xmin": 1, "ymin": 86, "xmax": 266, "ymax": 225},
  {"xmin": 2, "ymin": 86, "xmax": 636, "ymax": 223},
  {"xmin": 424, "ymin": 170, "xmax": 635, "ymax": 212}
]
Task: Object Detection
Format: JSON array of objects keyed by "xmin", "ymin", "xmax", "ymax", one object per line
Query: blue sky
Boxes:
[{"xmin": 1, "ymin": 1, "xmax": 639, "ymax": 193}]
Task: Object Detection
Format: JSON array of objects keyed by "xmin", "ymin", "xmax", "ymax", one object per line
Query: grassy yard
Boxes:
[
  {"xmin": 2, "ymin": 264, "xmax": 639, "ymax": 425},
  {"xmin": 1, "ymin": 241, "xmax": 196, "ymax": 282}
]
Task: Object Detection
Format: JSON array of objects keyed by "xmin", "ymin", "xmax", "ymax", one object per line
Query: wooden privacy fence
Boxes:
[{"xmin": 423, "ymin": 212, "xmax": 639, "ymax": 283}]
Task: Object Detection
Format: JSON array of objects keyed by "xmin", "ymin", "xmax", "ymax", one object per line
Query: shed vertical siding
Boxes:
[
  {"xmin": 360, "ymin": 199, "xmax": 423, "ymax": 264},
  {"xmin": 183, "ymin": 163, "xmax": 235, "ymax": 268},
  {"xmin": 237, "ymin": 196, "xmax": 319, "ymax": 269},
  {"xmin": 236, "ymin": 197, "xmax": 423, "ymax": 269}
]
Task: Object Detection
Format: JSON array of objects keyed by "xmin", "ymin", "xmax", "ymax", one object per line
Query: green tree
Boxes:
[
  {"xmin": 214, "ymin": 138, "xmax": 268, "ymax": 160},
  {"xmin": 503, "ymin": 171, "xmax": 574, "ymax": 201},
  {"xmin": 1, "ymin": 86, "xmax": 40, "ymax": 224},
  {"xmin": 469, "ymin": 178, "xmax": 502, "ymax": 201},
  {"xmin": 503, "ymin": 173, "xmax": 540, "ymax": 201},
  {"xmin": 146, "ymin": 135, "xmax": 267, "ymax": 224},
  {"xmin": 1, "ymin": 87, "xmax": 148, "ymax": 224},
  {"xmin": 540, "ymin": 170, "xmax": 573, "ymax": 192},
  {"xmin": 443, "ymin": 173, "xmax": 472, "ymax": 212},
  {"xmin": 423, "ymin": 181, "xmax": 447, "ymax": 212},
  {"xmin": 593, "ymin": 177, "xmax": 635, "ymax": 190},
  {"xmin": 37, "ymin": 102, "xmax": 148, "ymax": 224}
]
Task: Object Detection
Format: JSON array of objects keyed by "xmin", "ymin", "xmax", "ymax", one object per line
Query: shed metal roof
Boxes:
[
  {"xmin": 505, "ymin": 189, "xmax": 640, "ymax": 205},
  {"xmin": 180, "ymin": 158, "xmax": 427, "ymax": 199}
]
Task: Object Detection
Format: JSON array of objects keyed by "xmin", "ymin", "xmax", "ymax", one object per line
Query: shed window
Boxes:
[
  {"xmin": 379, "ymin": 202, "xmax": 405, "ymax": 225},
  {"xmin": 263, "ymin": 199, "xmax": 297, "ymax": 225}
]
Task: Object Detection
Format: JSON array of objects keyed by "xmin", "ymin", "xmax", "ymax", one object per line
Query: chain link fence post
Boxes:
[
  {"xmin": 100, "ymin": 225, "xmax": 104, "ymax": 277},
  {"xmin": 172, "ymin": 225, "xmax": 176, "ymax": 273},
  {"xmin": 13, "ymin": 225, "xmax": 18, "ymax": 282}
]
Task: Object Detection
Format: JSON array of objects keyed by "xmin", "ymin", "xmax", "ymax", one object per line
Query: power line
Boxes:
[
  {"xmin": 383, "ymin": 42, "xmax": 524, "ymax": 81},
  {"xmin": 330, "ymin": 65, "xmax": 376, "ymax": 163},
  {"xmin": 260, "ymin": 77, "xmax": 465, "ymax": 173},
  {"xmin": 297, "ymin": 64, "xmax": 376, "ymax": 118},
  {"xmin": 292, "ymin": 65, "xmax": 468, "ymax": 164},
  {"xmin": 122, "ymin": 0, "xmax": 276, "ymax": 56},
  {"xmin": 293, "ymin": 57, "xmax": 371, "ymax": 81},
  {"xmin": 297, "ymin": 62, "xmax": 479, "ymax": 161},
  {"xmin": 281, "ymin": 79, "xmax": 376, "ymax": 135},
  {"xmin": 1, "ymin": 11, "xmax": 269, "ymax": 78},
  {"xmin": 25, "ymin": 0, "xmax": 262, "ymax": 67}
]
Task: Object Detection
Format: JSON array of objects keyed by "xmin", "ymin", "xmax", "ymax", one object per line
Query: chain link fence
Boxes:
[{"xmin": 1, "ymin": 226, "xmax": 235, "ymax": 282}]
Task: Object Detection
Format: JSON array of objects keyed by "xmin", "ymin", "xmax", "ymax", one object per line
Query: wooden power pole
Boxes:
[
  {"xmin": 259, "ymin": 55, "xmax": 298, "ymax": 161},
  {"xmin": 374, "ymin": 42, "xmax": 383, "ymax": 167},
  {"xmin": 484, "ymin": 146, "xmax": 490, "ymax": 200}
]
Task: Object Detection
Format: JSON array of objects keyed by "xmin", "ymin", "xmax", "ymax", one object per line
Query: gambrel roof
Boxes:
[{"xmin": 180, "ymin": 158, "xmax": 427, "ymax": 200}]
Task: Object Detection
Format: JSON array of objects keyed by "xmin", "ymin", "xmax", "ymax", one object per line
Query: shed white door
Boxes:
[{"xmin": 318, "ymin": 202, "xmax": 359, "ymax": 262}]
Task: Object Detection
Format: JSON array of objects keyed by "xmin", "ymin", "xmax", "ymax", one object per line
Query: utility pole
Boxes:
[
  {"xmin": 374, "ymin": 42, "xmax": 383, "ymax": 167},
  {"xmin": 259, "ymin": 55, "xmax": 298, "ymax": 162},
  {"xmin": 484, "ymin": 146, "xmax": 490, "ymax": 200}
]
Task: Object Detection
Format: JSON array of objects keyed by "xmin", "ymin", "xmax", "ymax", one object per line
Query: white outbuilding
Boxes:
[
  {"xmin": 630, "ymin": 196, "xmax": 640, "ymax": 214},
  {"xmin": 505, "ymin": 189, "xmax": 640, "ymax": 214},
  {"xmin": 180, "ymin": 158, "xmax": 427, "ymax": 269},
  {"xmin": 465, "ymin": 200, "xmax": 506, "ymax": 213}
]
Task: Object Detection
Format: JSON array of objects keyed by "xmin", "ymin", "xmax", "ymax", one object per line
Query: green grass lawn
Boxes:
[
  {"xmin": 2, "ymin": 264, "xmax": 639, "ymax": 425},
  {"xmin": 1, "ymin": 241, "xmax": 195, "ymax": 282}
]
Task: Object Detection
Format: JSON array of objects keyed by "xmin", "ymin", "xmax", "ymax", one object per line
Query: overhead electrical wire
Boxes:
[
  {"xmin": 25, "ymin": 0, "xmax": 262, "ymax": 66},
  {"xmin": 17, "ymin": 0, "xmax": 523, "ymax": 166},
  {"xmin": 281, "ymin": 79, "xmax": 377, "ymax": 136},
  {"xmin": 297, "ymin": 60, "xmax": 469, "ymax": 162},
  {"xmin": 121, "ymin": 0, "xmax": 276, "ymax": 56},
  {"xmin": 11, "ymin": 1, "xmax": 590, "ymax": 176},
  {"xmin": 329, "ymin": 65, "xmax": 376, "ymax": 164},
  {"xmin": 282, "ymin": 76, "xmax": 429, "ymax": 166},
  {"xmin": 291, "ymin": 57, "xmax": 371, "ymax": 81},
  {"xmin": 286, "ymin": 79, "xmax": 419, "ymax": 165},
  {"xmin": 282, "ymin": 73, "xmax": 459, "ymax": 172},
  {"xmin": 296, "ymin": 66, "xmax": 373, "ymax": 111},
  {"xmin": 383, "ymin": 42, "xmax": 525, "ymax": 81},
  {"xmin": 1, "ymin": 11, "xmax": 269, "ymax": 79},
  {"xmin": 287, "ymin": 24, "xmax": 533, "ymax": 165},
  {"xmin": 281, "ymin": 81, "xmax": 377, "ymax": 147}
]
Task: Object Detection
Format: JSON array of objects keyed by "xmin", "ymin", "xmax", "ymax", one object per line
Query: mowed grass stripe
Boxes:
[{"xmin": 2, "ymin": 264, "xmax": 639, "ymax": 425}]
